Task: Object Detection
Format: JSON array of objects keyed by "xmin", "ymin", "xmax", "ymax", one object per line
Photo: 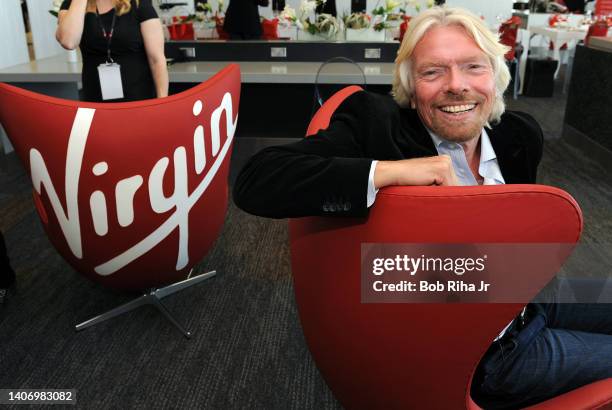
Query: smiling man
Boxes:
[
  {"xmin": 234, "ymin": 7, "xmax": 612, "ymax": 408},
  {"xmin": 235, "ymin": 7, "xmax": 541, "ymax": 218}
]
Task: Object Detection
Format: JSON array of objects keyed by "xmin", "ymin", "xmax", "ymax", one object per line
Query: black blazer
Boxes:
[{"xmin": 234, "ymin": 91, "xmax": 544, "ymax": 218}]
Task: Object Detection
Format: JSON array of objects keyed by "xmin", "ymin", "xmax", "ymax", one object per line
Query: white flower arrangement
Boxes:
[
  {"xmin": 344, "ymin": 12, "xmax": 372, "ymax": 30},
  {"xmin": 303, "ymin": 13, "xmax": 340, "ymax": 37},
  {"xmin": 283, "ymin": 0, "xmax": 335, "ymax": 34},
  {"xmin": 404, "ymin": 0, "xmax": 434, "ymax": 13},
  {"xmin": 196, "ymin": 1, "xmax": 213, "ymax": 15},
  {"xmin": 370, "ymin": 0, "xmax": 404, "ymax": 30},
  {"xmin": 192, "ymin": 1, "xmax": 220, "ymax": 26},
  {"xmin": 280, "ymin": 5, "xmax": 298, "ymax": 23},
  {"xmin": 343, "ymin": 12, "xmax": 388, "ymax": 41},
  {"xmin": 372, "ymin": 0, "xmax": 401, "ymax": 16},
  {"xmin": 300, "ymin": 0, "xmax": 318, "ymax": 15}
]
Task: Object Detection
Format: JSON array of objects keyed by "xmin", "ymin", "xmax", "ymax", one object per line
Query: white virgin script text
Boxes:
[{"xmin": 30, "ymin": 93, "xmax": 237, "ymax": 275}]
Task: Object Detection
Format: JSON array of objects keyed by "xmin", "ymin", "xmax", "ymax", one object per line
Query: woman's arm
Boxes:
[
  {"xmin": 56, "ymin": 0, "xmax": 88, "ymax": 50},
  {"xmin": 141, "ymin": 18, "xmax": 169, "ymax": 98}
]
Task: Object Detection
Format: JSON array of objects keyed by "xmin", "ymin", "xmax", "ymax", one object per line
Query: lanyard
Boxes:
[{"xmin": 95, "ymin": 8, "xmax": 117, "ymax": 63}]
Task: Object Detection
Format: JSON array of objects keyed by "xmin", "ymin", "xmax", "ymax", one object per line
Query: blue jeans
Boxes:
[{"xmin": 474, "ymin": 280, "xmax": 612, "ymax": 409}]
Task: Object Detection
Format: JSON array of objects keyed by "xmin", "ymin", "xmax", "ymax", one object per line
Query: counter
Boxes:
[
  {"xmin": 0, "ymin": 55, "xmax": 395, "ymax": 152},
  {"xmin": 563, "ymin": 42, "xmax": 612, "ymax": 170},
  {"xmin": 0, "ymin": 55, "xmax": 395, "ymax": 85},
  {"xmin": 588, "ymin": 36, "xmax": 612, "ymax": 53}
]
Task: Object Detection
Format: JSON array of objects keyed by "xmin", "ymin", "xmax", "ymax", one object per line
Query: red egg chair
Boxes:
[
  {"xmin": 289, "ymin": 86, "xmax": 612, "ymax": 409},
  {"xmin": 261, "ymin": 18, "xmax": 280, "ymax": 40},
  {"xmin": 0, "ymin": 64, "xmax": 241, "ymax": 337},
  {"xmin": 585, "ymin": 19, "xmax": 610, "ymax": 47}
]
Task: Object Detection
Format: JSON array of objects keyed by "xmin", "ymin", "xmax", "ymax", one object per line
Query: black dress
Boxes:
[
  {"xmin": 60, "ymin": 0, "xmax": 158, "ymax": 102},
  {"xmin": 316, "ymin": 0, "xmax": 336, "ymax": 16},
  {"xmin": 223, "ymin": 0, "xmax": 263, "ymax": 40}
]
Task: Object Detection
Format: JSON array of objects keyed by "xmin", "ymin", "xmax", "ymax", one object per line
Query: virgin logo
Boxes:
[{"xmin": 28, "ymin": 92, "xmax": 237, "ymax": 276}]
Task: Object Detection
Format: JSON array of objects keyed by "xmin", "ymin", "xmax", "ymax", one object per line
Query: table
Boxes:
[{"xmin": 519, "ymin": 25, "xmax": 587, "ymax": 91}]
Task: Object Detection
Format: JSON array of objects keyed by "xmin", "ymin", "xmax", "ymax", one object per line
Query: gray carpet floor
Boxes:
[{"xmin": 1, "ymin": 69, "xmax": 611, "ymax": 409}]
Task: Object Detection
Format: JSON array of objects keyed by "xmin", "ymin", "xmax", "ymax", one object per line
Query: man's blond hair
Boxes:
[{"xmin": 392, "ymin": 7, "xmax": 511, "ymax": 125}]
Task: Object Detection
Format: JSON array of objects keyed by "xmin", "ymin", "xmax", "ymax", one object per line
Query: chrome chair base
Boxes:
[{"xmin": 75, "ymin": 269, "xmax": 217, "ymax": 338}]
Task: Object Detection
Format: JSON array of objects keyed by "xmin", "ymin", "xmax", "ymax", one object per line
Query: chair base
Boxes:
[{"xmin": 75, "ymin": 269, "xmax": 217, "ymax": 338}]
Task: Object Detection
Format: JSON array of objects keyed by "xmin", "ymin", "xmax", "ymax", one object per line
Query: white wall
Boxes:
[
  {"xmin": 157, "ymin": 0, "xmax": 514, "ymax": 23},
  {"xmin": 202, "ymin": 0, "xmax": 513, "ymax": 23},
  {"xmin": 27, "ymin": 0, "xmax": 65, "ymax": 60},
  {"xmin": 0, "ymin": 0, "xmax": 29, "ymax": 69},
  {"xmin": 256, "ymin": 0, "xmax": 432, "ymax": 19},
  {"xmin": 166, "ymin": 0, "xmax": 435, "ymax": 20},
  {"xmin": 446, "ymin": 0, "xmax": 515, "ymax": 27}
]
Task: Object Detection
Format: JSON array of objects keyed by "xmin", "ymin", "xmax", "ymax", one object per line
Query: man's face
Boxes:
[{"xmin": 410, "ymin": 25, "xmax": 496, "ymax": 143}]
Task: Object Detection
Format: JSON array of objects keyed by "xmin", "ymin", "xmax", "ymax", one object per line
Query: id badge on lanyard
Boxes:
[{"xmin": 96, "ymin": 9, "xmax": 124, "ymax": 100}]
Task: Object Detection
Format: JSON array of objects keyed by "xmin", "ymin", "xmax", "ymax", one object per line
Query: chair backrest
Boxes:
[
  {"xmin": 0, "ymin": 64, "xmax": 241, "ymax": 290},
  {"xmin": 306, "ymin": 85, "xmax": 362, "ymax": 136},
  {"xmin": 261, "ymin": 18, "xmax": 279, "ymax": 40},
  {"xmin": 399, "ymin": 15, "xmax": 412, "ymax": 43},
  {"xmin": 215, "ymin": 16, "xmax": 230, "ymax": 39},
  {"xmin": 586, "ymin": 20, "xmax": 610, "ymax": 46},
  {"xmin": 289, "ymin": 87, "xmax": 583, "ymax": 409},
  {"xmin": 168, "ymin": 16, "xmax": 195, "ymax": 40},
  {"xmin": 499, "ymin": 16, "xmax": 522, "ymax": 60}
]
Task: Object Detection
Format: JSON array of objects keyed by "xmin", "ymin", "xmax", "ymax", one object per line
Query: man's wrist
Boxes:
[{"xmin": 373, "ymin": 160, "xmax": 395, "ymax": 189}]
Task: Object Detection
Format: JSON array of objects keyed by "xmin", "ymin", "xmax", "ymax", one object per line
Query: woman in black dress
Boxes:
[
  {"xmin": 223, "ymin": 0, "xmax": 267, "ymax": 40},
  {"xmin": 56, "ymin": 0, "xmax": 168, "ymax": 102}
]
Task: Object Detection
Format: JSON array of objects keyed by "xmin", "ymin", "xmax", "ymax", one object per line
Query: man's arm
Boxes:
[
  {"xmin": 514, "ymin": 111, "xmax": 544, "ymax": 182},
  {"xmin": 234, "ymin": 125, "xmax": 374, "ymax": 218},
  {"xmin": 233, "ymin": 91, "xmax": 459, "ymax": 218},
  {"xmin": 234, "ymin": 91, "xmax": 377, "ymax": 218},
  {"xmin": 374, "ymin": 156, "xmax": 459, "ymax": 188}
]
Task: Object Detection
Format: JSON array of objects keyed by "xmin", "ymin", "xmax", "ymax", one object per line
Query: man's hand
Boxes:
[{"xmin": 374, "ymin": 155, "xmax": 460, "ymax": 188}]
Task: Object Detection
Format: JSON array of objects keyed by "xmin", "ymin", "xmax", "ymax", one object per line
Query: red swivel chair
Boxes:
[
  {"xmin": 168, "ymin": 16, "xmax": 196, "ymax": 40},
  {"xmin": 289, "ymin": 87, "xmax": 612, "ymax": 409},
  {"xmin": 261, "ymin": 18, "xmax": 280, "ymax": 40},
  {"xmin": 398, "ymin": 15, "xmax": 411, "ymax": 43},
  {"xmin": 585, "ymin": 19, "xmax": 610, "ymax": 46},
  {"xmin": 215, "ymin": 16, "xmax": 230, "ymax": 39},
  {"xmin": 0, "ymin": 64, "xmax": 241, "ymax": 337},
  {"xmin": 499, "ymin": 16, "xmax": 522, "ymax": 100}
]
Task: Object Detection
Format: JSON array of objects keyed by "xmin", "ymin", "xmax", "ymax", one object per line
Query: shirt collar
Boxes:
[
  {"xmin": 479, "ymin": 128, "xmax": 497, "ymax": 163},
  {"xmin": 479, "ymin": 129, "xmax": 505, "ymax": 184},
  {"xmin": 425, "ymin": 127, "xmax": 497, "ymax": 161},
  {"xmin": 426, "ymin": 127, "xmax": 505, "ymax": 185},
  {"xmin": 427, "ymin": 129, "xmax": 448, "ymax": 149}
]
